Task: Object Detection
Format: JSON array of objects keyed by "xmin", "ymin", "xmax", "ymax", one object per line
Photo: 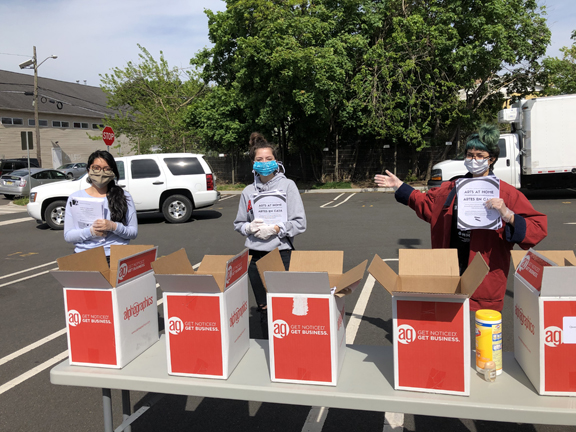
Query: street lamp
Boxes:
[{"xmin": 19, "ymin": 46, "xmax": 58, "ymax": 168}]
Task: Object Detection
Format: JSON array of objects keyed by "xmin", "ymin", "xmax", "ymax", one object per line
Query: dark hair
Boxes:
[
  {"xmin": 86, "ymin": 150, "xmax": 128, "ymax": 222},
  {"xmin": 465, "ymin": 124, "xmax": 500, "ymax": 166},
  {"xmin": 248, "ymin": 132, "xmax": 279, "ymax": 161}
]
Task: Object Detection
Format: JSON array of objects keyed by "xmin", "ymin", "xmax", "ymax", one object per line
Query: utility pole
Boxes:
[{"xmin": 33, "ymin": 46, "xmax": 41, "ymax": 167}]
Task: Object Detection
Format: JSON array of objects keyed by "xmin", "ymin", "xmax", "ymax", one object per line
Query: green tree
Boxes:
[
  {"xmin": 192, "ymin": 0, "xmax": 383, "ymax": 180},
  {"xmin": 98, "ymin": 45, "xmax": 206, "ymax": 154},
  {"xmin": 355, "ymin": 0, "xmax": 550, "ymax": 178},
  {"xmin": 540, "ymin": 30, "xmax": 576, "ymax": 95}
]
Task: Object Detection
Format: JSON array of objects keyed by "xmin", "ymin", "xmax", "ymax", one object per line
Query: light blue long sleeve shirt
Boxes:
[{"xmin": 63, "ymin": 189, "xmax": 138, "ymax": 255}]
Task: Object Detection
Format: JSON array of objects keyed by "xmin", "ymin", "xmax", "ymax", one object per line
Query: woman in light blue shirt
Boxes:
[{"xmin": 64, "ymin": 150, "xmax": 137, "ymax": 261}]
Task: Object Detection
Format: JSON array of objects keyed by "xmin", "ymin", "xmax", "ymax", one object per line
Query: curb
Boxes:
[{"xmin": 218, "ymin": 186, "xmax": 429, "ymax": 195}]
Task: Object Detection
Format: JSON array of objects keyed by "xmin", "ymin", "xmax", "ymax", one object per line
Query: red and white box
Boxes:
[
  {"xmin": 257, "ymin": 249, "xmax": 367, "ymax": 386},
  {"xmin": 51, "ymin": 245, "xmax": 159, "ymax": 369},
  {"xmin": 152, "ymin": 248, "xmax": 250, "ymax": 379},
  {"xmin": 512, "ymin": 249, "xmax": 576, "ymax": 395},
  {"xmin": 368, "ymin": 249, "xmax": 489, "ymax": 396}
]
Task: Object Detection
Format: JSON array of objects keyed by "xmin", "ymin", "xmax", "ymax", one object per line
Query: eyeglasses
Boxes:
[
  {"xmin": 465, "ymin": 153, "xmax": 491, "ymax": 161},
  {"xmin": 90, "ymin": 166, "xmax": 113, "ymax": 174}
]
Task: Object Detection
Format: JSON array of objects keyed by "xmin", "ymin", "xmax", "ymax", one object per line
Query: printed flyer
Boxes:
[{"xmin": 456, "ymin": 176, "xmax": 501, "ymax": 230}]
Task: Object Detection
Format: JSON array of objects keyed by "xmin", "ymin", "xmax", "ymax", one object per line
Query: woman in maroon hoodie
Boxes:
[{"xmin": 375, "ymin": 125, "xmax": 547, "ymax": 311}]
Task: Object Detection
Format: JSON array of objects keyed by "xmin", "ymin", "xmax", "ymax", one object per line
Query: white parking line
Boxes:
[
  {"xmin": 0, "ymin": 217, "xmax": 34, "ymax": 226},
  {"xmin": 320, "ymin": 193, "xmax": 344, "ymax": 208},
  {"xmin": 320, "ymin": 193, "xmax": 356, "ymax": 208},
  {"xmin": 0, "ymin": 329, "xmax": 67, "ymax": 367},
  {"xmin": 218, "ymin": 195, "xmax": 236, "ymax": 202},
  {"xmin": 300, "ymin": 258, "xmax": 400, "ymax": 432},
  {"xmin": 0, "ymin": 261, "xmax": 57, "ymax": 280},
  {"xmin": 0, "ymin": 268, "xmax": 57, "ymax": 288},
  {"xmin": 0, "ymin": 351, "xmax": 69, "ymax": 396}
]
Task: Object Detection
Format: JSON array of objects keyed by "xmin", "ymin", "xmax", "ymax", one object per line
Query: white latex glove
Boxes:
[
  {"xmin": 374, "ymin": 170, "xmax": 403, "ymax": 191},
  {"xmin": 485, "ymin": 198, "xmax": 514, "ymax": 223},
  {"xmin": 245, "ymin": 219, "xmax": 265, "ymax": 235},
  {"xmin": 254, "ymin": 224, "xmax": 278, "ymax": 240}
]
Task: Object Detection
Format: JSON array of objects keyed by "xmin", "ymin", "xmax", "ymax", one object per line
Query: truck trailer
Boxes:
[{"xmin": 428, "ymin": 94, "xmax": 576, "ymax": 189}]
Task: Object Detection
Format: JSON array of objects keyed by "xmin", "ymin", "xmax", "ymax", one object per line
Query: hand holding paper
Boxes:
[
  {"xmin": 92, "ymin": 219, "xmax": 117, "ymax": 233},
  {"xmin": 485, "ymin": 198, "xmax": 514, "ymax": 223},
  {"xmin": 254, "ymin": 224, "xmax": 278, "ymax": 240},
  {"xmin": 246, "ymin": 218, "xmax": 265, "ymax": 235}
]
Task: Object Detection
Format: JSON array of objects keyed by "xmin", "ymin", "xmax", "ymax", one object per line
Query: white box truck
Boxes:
[{"xmin": 428, "ymin": 94, "xmax": 576, "ymax": 189}]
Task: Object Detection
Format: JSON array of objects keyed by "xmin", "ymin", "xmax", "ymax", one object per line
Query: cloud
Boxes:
[{"xmin": 0, "ymin": 0, "xmax": 226, "ymax": 86}]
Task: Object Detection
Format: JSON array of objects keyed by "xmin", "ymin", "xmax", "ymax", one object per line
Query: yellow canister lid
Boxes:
[{"xmin": 476, "ymin": 309, "xmax": 502, "ymax": 321}]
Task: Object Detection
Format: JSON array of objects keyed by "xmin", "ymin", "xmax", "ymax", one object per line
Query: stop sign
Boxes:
[{"xmin": 102, "ymin": 126, "xmax": 115, "ymax": 146}]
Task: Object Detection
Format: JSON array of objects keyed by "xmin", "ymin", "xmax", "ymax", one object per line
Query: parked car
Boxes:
[
  {"xmin": 27, "ymin": 153, "xmax": 218, "ymax": 229},
  {"xmin": 0, "ymin": 158, "xmax": 40, "ymax": 176},
  {"xmin": 57, "ymin": 162, "xmax": 88, "ymax": 179},
  {"xmin": 1, "ymin": 168, "xmax": 68, "ymax": 199}
]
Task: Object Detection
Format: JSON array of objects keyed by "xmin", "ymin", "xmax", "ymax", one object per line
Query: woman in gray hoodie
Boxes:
[{"xmin": 233, "ymin": 132, "xmax": 307, "ymax": 338}]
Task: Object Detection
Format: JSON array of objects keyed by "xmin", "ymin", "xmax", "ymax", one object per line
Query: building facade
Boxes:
[{"xmin": 0, "ymin": 70, "xmax": 133, "ymax": 168}]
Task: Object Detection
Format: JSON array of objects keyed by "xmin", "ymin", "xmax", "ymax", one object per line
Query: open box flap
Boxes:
[
  {"xmin": 399, "ymin": 249, "xmax": 459, "ymax": 277},
  {"xmin": 56, "ymin": 247, "xmax": 109, "ymax": 274},
  {"xmin": 334, "ymin": 259, "xmax": 368, "ymax": 297},
  {"xmin": 155, "ymin": 274, "xmax": 221, "ymax": 293},
  {"xmin": 255, "ymin": 248, "xmax": 286, "ymax": 292},
  {"xmin": 264, "ymin": 271, "xmax": 331, "ymax": 294},
  {"xmin": 50, "ymin": 270, "xmax": 112, "ymax": 289},
  {"xmin": 151, "ymin": 249, "xmax": 196, "ymax": 275},
  {"xmin": 109, "ymin": 244, "xmax": 155, "ymax": 284},
  {"xmin": 540, "ymin": 266, "xmax": 576, "ymax": 296},
  {"xmin": 460, "ymin": 253, "xmax": 489, "ymax": 296},
  {"xmin": 196, "ymin": 255, "xmax": 233, "ymax": 292},
  {"xmin": 368, "ymin": 254, "xmax": 399, "ymax": 295},
  {"xmin": 289, "ymin": 250, "xmax": 343, "ymax": 274},
  {"xmin": 511, "ymin": 250, "xmax": 576, "ymax": 269},
  {"xmin": 397, "ymin": 275, "xmax": 461, "ymax": 294}
]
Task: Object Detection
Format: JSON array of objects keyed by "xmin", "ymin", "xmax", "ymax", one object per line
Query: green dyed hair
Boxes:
[{"xmin": 465, "ymin": 124, "xmax": 500, "ymax": 165}]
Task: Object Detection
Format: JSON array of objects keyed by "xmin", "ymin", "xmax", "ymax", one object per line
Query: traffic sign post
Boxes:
[{"xmin": 102, "ymin": 126, "xmax": 115, "ymax": 150}]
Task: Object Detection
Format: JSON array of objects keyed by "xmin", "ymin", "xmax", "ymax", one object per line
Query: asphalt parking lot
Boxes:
[{"xmin": 1, "ymin": 188, "xmax": 575, "ymax": 432}]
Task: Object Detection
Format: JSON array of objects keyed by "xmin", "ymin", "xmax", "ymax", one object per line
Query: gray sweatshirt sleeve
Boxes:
[
  {"xmin": 233, "ymin": 189, "xmax": 252, "ymax": 236},
  {"xmin": 278, "ymin": 180, "xmax": 306, "ymax": 238}
]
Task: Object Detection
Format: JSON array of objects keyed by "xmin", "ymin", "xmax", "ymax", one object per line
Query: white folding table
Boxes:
[{"xmin": 50, "ymin": 336, "xmax": 576, "ymax": 432}]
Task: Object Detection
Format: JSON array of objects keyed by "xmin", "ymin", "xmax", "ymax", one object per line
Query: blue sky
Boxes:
[{"xmin": 0, "ymin": 0, "xmax": 574, "ymax": 88}]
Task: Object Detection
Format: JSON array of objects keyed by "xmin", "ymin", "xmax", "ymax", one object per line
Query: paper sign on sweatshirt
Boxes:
[
  {"xmin": 456, "ymin": 177, "xmax": 501, "ymax": 230},
  {"xmin": 68, "ymin": 196, "xmax": 105, "ymax": 229},
  {"xmin": 251, "ymin": 190, "xmax": 287, "ymax": 225}
]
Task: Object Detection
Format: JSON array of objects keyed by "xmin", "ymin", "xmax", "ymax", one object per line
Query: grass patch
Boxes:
[
  {"xmin": 311, "ymin": 181, "xmax": 352, "ymax": 189},
  {"xmin": 13, "ymin": 196, "xmax": 29, "ymax": 206},
  {"xmin": 217, "ymin": 183, "xmax": 246, "ymax": 191}
]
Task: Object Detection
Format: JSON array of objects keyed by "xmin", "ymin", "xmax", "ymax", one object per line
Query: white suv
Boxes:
[{"xmin": 27, "ymin": 153, "xmax": 218, "ymax": 229}]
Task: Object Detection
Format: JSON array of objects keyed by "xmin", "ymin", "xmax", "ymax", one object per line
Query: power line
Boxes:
[{"xmin": 0, "ymin": 52, "xmax": 30, "ymax": 57}]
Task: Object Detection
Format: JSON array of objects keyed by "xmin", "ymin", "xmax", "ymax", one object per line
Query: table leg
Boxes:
[
  {"xmin": 102, "ymin": 388, "xmax": 113, "ymax": 432},
  {"xmin": 122, "ymin": 390, "xmax": 131, "ymax": 432}
]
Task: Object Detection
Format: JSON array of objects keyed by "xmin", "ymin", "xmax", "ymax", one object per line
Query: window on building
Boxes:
[
  {"xmin": 20, "ymin": 131, "xmax": 33, "ymax": 150},
  {"xmin": 53, "ymin": 121, "xmax": 61, "ymax": 127},
  {"xmin": 39, "ymin": 120, "xmax": 48, "ymax": 127},
  {"xmin": 62, "ymin": 121, "xmax": 69, "ymax": 128},
  {"xmin": 12, "ymin": 118, "xmax": 23, "ymax": 125},
  {"xmin": 74, "ymin": 122, "xmax": 89, "ymax": 129},
  {"xmin": 92, "ymin": 123, "xmax": 104, "ymax": 129},
  {"xmin": 28, "ymin": 119, "xmax": 35, "ymax": 126},
  {"xmin": 2, "ymin": 118, "xmax": 13, "ymax": 125}
]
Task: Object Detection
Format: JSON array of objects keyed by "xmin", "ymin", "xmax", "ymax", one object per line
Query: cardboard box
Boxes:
[
  {"xmin": 51, "ymin": 245, "xmax": 159, "ymax": 369},
  {"xmin": 152, "ymin": 248, "xmax": 250, "ymax": 379},
  {"xmin": 512, "ymin": 249, "xmax": 576, "ymax": 395},
  {"xmin": 368, "ymin": 249, "xmax": 489, "ymax": 396},
  {"xmin": 257, "ymin": 249, "xmax": 368, "ymax": 386}
]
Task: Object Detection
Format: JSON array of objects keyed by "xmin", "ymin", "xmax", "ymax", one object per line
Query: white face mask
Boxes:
[{"xmin": 464, "ymin": 158, "xmax": 490, "ymax": 175}]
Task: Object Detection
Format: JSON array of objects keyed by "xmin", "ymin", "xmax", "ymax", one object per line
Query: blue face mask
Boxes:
[{"xmin": 253, "ymin": 160, "xmax": 278, "ymax": 176}]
